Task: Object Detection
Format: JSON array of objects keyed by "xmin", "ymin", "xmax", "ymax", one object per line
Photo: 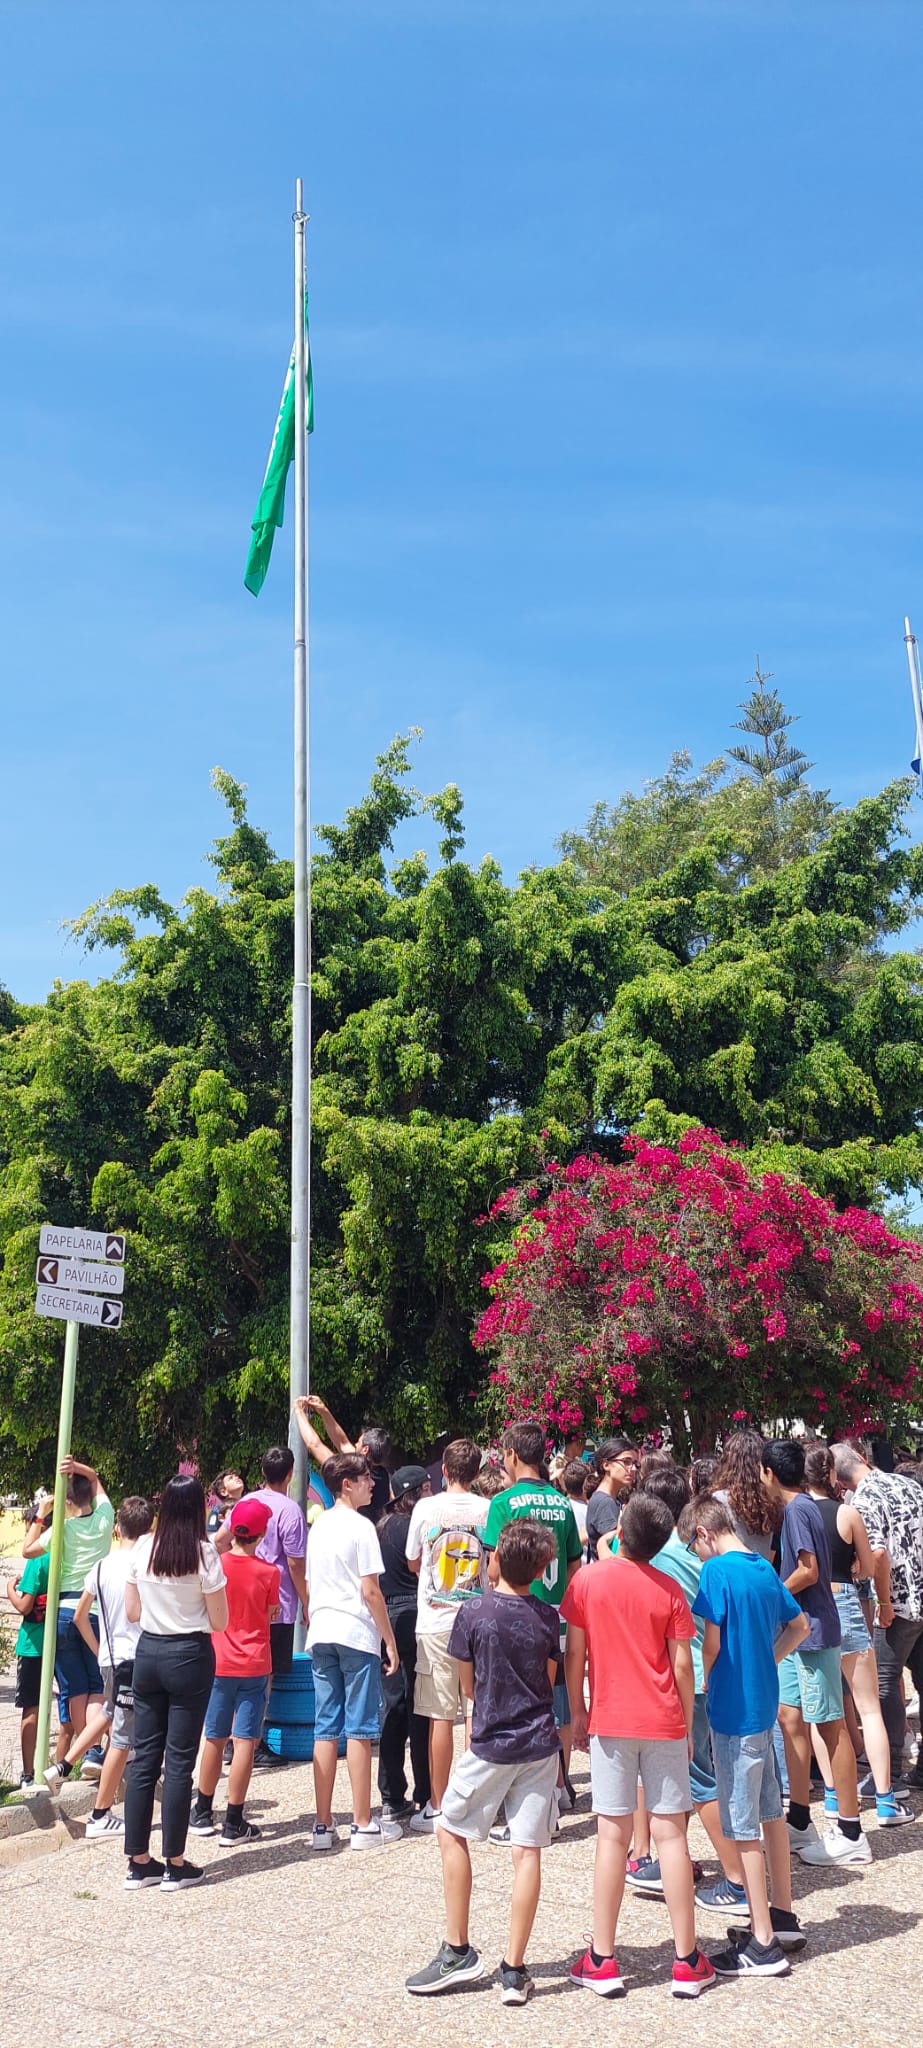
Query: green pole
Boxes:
[{"xmin": 34, "ymin": 1318, "xmax": 79, "ymax": 1783}]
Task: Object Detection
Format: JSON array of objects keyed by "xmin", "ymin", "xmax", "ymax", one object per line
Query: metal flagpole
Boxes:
[
  {"xmin": 904, "ymin": 616, "xmax": 923, "ymax": 798},
  {"xmin": 290, "ymin": 177, "xmax": 310, "ymax": 1537}
]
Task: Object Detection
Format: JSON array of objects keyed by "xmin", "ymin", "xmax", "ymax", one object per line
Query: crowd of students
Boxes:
[{"xmin": 7, "ymin": 1406, "xmax": 923, "ymax": 2002}]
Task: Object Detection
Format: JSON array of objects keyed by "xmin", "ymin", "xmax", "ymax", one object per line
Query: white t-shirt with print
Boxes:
[
  {"xmin": 406, "ymin": 1490, "xmax": 489, "ymax": 1639},
  {"xmin": 127, "ymin": 1533, "xmax": 226, "ymax": 1635},
  {"xmin": 306, "ymin": 1505, "xmax": 385, "ymax": 1656}
]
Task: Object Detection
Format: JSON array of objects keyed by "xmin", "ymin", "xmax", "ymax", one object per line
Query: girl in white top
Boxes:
[{"xmin": 123, "ymin": 1475, "xmax": 228, "ymax": 1890}]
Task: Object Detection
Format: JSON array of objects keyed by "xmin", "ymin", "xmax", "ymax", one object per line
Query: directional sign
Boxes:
[
  {"xmin": 34, "ymin": 1287, "xmax": 123, "ymax": 1331},
  {"xmin": 39, "ymin": 1225, "xmax": 125, "ymax": 1263},
  {"xmin": 36, "ymin": 1257, "xmax": 125, "ymax": 1296}
]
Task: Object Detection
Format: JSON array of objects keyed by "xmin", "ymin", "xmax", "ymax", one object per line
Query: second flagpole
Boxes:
[{"xmin": 290, "ymin": 177, "xmax": 311, "ymax": 1573}]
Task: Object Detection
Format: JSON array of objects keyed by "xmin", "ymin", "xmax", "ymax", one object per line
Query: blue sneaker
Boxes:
[
  {"xmin": 877, "ymin": 1795, "xmax": 915, "ymax": 1827},
  {"xmin": 625, "ymin": 1856, "xmax": 664, "ymax": 1895},
  {"xmin": 823, "ymin": 1787, "xmax": 838, "ymax": 1816},
  {"xmin": 695, "ymin": 1877, "xmax": 749, "ymax": 1917}
]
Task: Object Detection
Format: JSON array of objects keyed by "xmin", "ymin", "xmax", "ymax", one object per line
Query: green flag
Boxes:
[{"xmin": 244, "ymin": 295, "xmax": 314, "ymax": 596}]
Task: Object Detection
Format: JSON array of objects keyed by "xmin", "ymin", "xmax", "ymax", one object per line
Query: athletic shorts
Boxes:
[
  {"xmin": 204, "ymin": 1672, "xmax": 270, "ymax": 1743},
  {"xmin": 778, "ymin": 1645, "xmax": 843, "ymax": 1724},
  {"xmin": 312, "ymin": 1643, "xmax": 382, "ymax": 1741},
  {"xmin": 439, "ymin": 1746, "xmax": 558, "ymax": 1848},
  {"xmin": 15, "ymin": 1657, "xmax": 42, "ymax": 1711},
  {"xmin": 590, "ymin": 1733, "xmax": 691, "ymax": 1817},
  {"xmin": 270, "ymin": 1622, "xmax": 295, "ymax": 1676},
  {"xmin": 711, "ymin": 1726, "xmax": 783, "ymax": 1840},
  {"xmin": 414, "ymin": 1635, "xmax": 467, "ymax": 1721}
]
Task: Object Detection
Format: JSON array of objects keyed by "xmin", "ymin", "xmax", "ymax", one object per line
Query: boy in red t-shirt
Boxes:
[
  {"xmin": 190, "ymin": 1497, "xmax": 280, "ymax": 1845},
  {"xmin": 561, "ymin": 1493, "xmax": 716, "ymax": 2002}
]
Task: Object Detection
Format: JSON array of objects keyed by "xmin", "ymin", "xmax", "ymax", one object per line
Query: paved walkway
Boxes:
[{"xmin": 0, "ymin": 1705, "xmax": 918, "ymax": 2048}]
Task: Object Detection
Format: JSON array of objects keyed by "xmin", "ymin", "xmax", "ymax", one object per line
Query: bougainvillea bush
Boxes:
[{"xmin": 474, "ymin": 1130, "xmax": 923, "ymax": 1453}]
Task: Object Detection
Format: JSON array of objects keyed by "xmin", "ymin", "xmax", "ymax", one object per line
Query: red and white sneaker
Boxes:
[
  {"xmin": 672, "ymin": 1952, "xmax": 717, "ymax": 1999},
  {"xmin": 569, "ymin": 1949, "xmax": 626, "ymax": 1998}
]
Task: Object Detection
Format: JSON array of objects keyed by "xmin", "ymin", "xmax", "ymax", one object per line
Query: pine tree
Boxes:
[{"xmin": 728, "ymin": 667, "xmax": 814, "ymax": 794}]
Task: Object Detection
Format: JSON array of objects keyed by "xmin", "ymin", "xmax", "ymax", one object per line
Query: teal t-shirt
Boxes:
[
  {"xmin": 651, "ymin": 1530, "xmax": 705, "ymax": 1693},
  {"xmin": 15, "ymin": 1553, "xmax": 50, "ymax": 1657},
  {"xmin": 484, "ymin": 1481, "xmax": 582, "ymax": 1606}
]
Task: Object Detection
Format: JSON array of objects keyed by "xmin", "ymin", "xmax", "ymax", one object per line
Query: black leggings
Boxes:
[
  {"xmin": 125, "ymin": 1630, "xmax": 215, "ymax": 1860},
  {"xmin": 377, "ymin": 1604, "xmax": 431, "ymax": 1810}
]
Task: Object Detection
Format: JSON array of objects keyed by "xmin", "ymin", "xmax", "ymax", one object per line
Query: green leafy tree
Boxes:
[{"xmin": 1, "ymin": 735, "xmax": 922, "ymax": 1495}]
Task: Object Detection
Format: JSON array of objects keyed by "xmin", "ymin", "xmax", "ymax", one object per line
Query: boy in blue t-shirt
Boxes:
[{"xmin": 686, "ymin": 1496, "xmax": 809, "ymax": 1980}]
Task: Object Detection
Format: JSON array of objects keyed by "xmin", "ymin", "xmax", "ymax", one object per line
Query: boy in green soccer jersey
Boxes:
[{"xmin": 484, "ymin": 1421, "xmax": 583, "ymax": 1812}]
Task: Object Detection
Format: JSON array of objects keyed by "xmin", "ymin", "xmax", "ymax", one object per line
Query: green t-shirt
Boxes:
[
  {"xmin": 484, "ymin": 1480, "xmax": 582, "ymax": 1606},
  {"xmin": 15, "ymin": 1553, "xmax": 50, "ymax": 1657},
  {"xmin": 39, "ymin": 1496, "xmax": 114, "ymax": 1591}
]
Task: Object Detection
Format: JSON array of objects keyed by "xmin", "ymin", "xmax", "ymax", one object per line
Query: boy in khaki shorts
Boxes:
[
  {"xmin": 406, "ymin": 1520, "xmax": 561, "ymax": 2006},
  {"xmin": 405, "ymin": 1439, "xmax": 489, "ymax": 1827}
]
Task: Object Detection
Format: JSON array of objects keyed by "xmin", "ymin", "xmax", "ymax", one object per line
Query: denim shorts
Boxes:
[
  {"xmin": 204, "ymin": 1672, "xmax": 269, "ymax": 1742},
  {"xmin": 778, "ymin": 1645, "xmax": 844, "ymax": 1723},
  {"xmin": 689, "ymin": 1694, "xmax": 717, "ymax": 1804},
  {"xmin": 834, "ymin": 1586, "xmax": 872, "ymax": 1658},
  {"xmin": 54, "ymin": 1607, "xmax": 102, "ymax": 1703},
  {"xmin": 711, "ymin": 1726, "xmax": 783, "ymax": 1840},
  {"xmin": 311, "ymin": 1643, "xmax": 383, "ymax": 1741}
]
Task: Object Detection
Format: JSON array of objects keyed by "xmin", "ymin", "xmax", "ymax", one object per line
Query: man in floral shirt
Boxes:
[{"xmin": 832, "ymin": 1440, "xmax": 923, "ymax": 1788}]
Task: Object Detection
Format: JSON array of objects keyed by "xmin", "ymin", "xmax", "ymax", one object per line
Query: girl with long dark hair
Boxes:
[
  {"xmin": 712, "ymin": 1431, "xmax": 781, "ymax": 1558},
  {"xmin": 123, "ymin": 1475, "xmax": 228, "ymax": 1890}
]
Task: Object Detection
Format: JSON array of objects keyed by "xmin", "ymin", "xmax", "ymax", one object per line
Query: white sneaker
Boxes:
[
  {"xmin": 798, "ymin": 1825, "xmax": 872, "ymax": 1866},
  {"xmin": 85, "ymin": 1811, "xmax": 124, "ymax": 1838},
  {"xmin": 786, "ymin": 1817, "xmax": 819, "ymax": 1850},
  {"xmin": 409, "ymin": 1802, "xmax": 440, "ymax": 1834},
  {"xmin": 311, "ymin": 1822, "xmax": 339, "ymax": 1852},
  {"xmin": 43, "ymin": 1765, "xmax": 65, "ymax": 1795},
  {"xmin": 350, "ymin": 1819, "xmax": 401, "ymax": 1851}
]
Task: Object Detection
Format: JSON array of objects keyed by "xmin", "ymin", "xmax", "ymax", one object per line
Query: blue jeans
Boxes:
[
  {"xmin": 712, "ymin": 1726, "xmax": 784, "ymax": 1841},
  {"xmin": 204, "ymin": 1673, "xmax": 269, "ymax": 1742},
  {"xmin": 311, "ymin": 1643, "xmax": 382, "ymax": 1741}
]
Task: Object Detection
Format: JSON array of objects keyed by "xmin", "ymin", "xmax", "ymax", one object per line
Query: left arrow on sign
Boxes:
[{"xmin": 37, "ymin": 1258, "xmax": 59, "ymax": 1284}]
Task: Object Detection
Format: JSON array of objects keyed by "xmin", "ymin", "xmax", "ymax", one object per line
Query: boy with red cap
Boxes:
[{"xmin": 190, "ymin": 1497, "xmax": 280, "ymax": 1845}]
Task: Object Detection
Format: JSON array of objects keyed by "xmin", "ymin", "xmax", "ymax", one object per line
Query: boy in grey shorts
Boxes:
[
  {"xmin": 406, "ymin": 1519, "xmax": 560, "ymax": 2007},
  {"xmin": 562, "ymin": 1492, "xmax": 716, "ymax": 2000}
]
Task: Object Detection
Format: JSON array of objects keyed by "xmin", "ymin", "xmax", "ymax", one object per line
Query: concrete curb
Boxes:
[{"xmin": 0, "ymin": 1779, "xmax": 99, "ymax": 1865}]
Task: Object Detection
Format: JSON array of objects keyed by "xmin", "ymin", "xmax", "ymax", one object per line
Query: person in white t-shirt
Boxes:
[
  {"xmin": 43, "ymin": 1494, "xmax": 154, "ymax": 1835},
  {"xmin": 405, "ymin": 1438, "xmax": 490, "ymax": 1829},
  {"xmin": 307, "ymin": 1452, "xmax": 400, "ymax": 1854},
  {"xmin": 123, "ymin": 1475, "xmax": 228, "ymax": 1892}
]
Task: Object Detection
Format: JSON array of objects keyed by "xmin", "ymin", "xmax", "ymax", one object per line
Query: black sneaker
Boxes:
[
  {"xmin": 188, "ymin": 1805, "xmax": 218, "ymax": 1836},
  {"xmin": 406, "ymin": 1943, "xmax": 485, "ymax": 1995},
  {"xmin": 161, "ymin": 1859, "xmax": 206, "ymax": 1890},
  {"xmin": 728, "ymin": 1909, "xmax": 806, "ymax": 1955},
  {"xmin": 251, "ymin": 1742, "xmax": 287, "ymax": 1770},
  {"xmin": 381, "ymin": 1799, "xmax": 416, "ymax": 1822},
  {"xmin": 711, "ymin": 1935, "xmax": 790, "ymax": 1978},
  {"xmin": 219, "ymin": 1819, "xmax": 262, "ymax": 1846},
  {"xmin": 125, "ymin": 1856, "xmax": 166, "ymax": 1890},
  {"xmin": 499, "ymin": 1962, "xmax": 533, "ymax": 2005},
  {"xmin": 223, "ymin": 1739, "xmax": 234, "ymax": 1766}
]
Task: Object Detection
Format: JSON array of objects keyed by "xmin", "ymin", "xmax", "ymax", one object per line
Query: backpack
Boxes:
[{"xmin": 427, "ymin": 1518, "xmax": 488, "ymax": 1608}]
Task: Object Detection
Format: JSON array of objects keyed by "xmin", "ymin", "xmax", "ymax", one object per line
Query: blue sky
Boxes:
[{"xmin": 3, "ymin": 0, "xmax": 923, "ymax": 1002}]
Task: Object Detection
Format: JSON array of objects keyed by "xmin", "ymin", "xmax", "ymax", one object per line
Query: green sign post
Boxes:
[{"xmin": 31, "ymin": 1223, "xmax": 126, "ymax": 1782}]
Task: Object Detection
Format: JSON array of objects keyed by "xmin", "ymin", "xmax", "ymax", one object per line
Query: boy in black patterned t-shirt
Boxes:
[{"xmin": 406, "ymin": 1520, "xmax": 560, "ymax": 2007}]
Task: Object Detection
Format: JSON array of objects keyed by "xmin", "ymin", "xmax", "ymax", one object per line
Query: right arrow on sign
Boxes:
[{"xmin": 100, "ymin": 1301, "xmax": 122, "ymax": 1327}]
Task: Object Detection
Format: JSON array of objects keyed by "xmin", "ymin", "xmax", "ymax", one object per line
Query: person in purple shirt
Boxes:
[
  {"xmin": 215, "ymin": 1445, "xmax": 307, "ymax": 1767},
  {"xmin": 761, "ymin": 1440, "xmax": 867, "ymax": 1867}
]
